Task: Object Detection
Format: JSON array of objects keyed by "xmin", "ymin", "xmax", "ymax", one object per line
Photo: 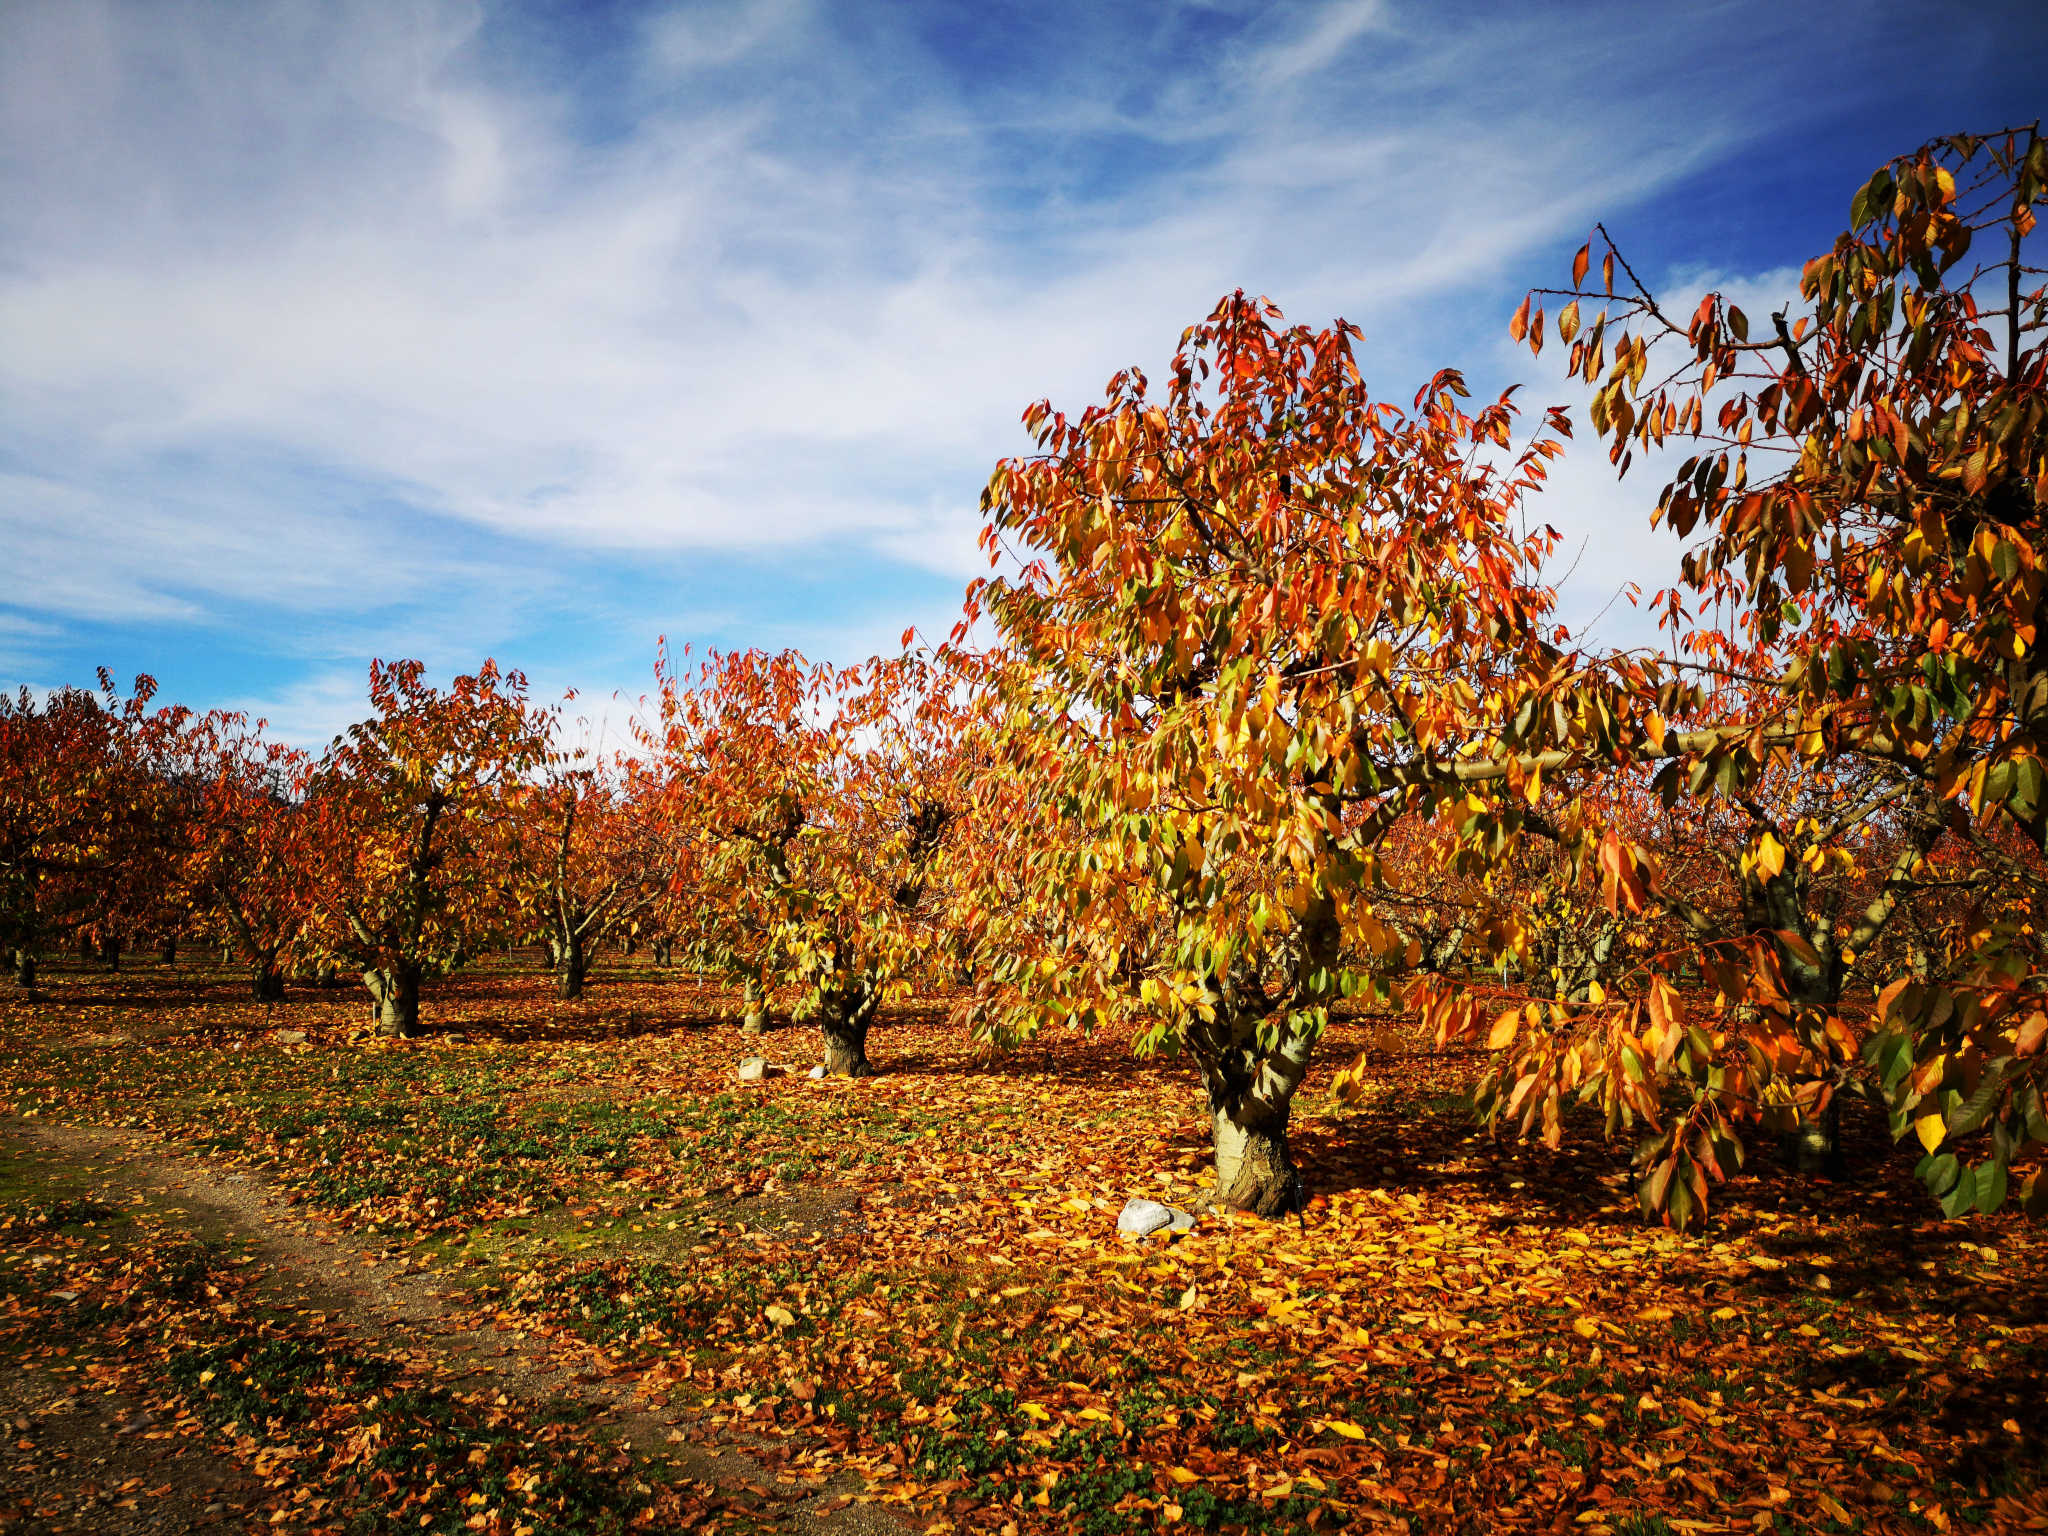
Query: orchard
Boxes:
[{"xmin": 2, "ymin": 128, "xmax": 2045, "ymax": 1536}]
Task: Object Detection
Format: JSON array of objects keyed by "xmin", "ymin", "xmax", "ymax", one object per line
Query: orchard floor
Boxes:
[{"xmin": 0, "ymin": 958, "xmax": 2043, "ymax": 1536}]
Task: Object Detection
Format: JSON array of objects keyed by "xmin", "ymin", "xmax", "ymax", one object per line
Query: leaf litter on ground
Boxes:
[{"xmin": 2, "ymin": 955, "xmax": 2045, "ymax": 1535}]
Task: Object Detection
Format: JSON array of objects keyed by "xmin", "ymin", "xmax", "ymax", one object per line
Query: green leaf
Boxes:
[
  {"xmin": 1945, "ymin": 1059, "xmax": 2007, "ymax": 1138},
  {"xmin": 1974, "ymin": 1159, "xmax": 2008, "ymax": 1215},
  {"xmin": 1939, "ymin": 1163, "xmax": 1978, "ymax": 1219},
  {"xmin": 1850, "ymin": 168, "xmax": 1896, "ymax": 230},
  {"xmin": 1917, "ymin": 1151, "xmax": 1960, "ymax": 1195}
]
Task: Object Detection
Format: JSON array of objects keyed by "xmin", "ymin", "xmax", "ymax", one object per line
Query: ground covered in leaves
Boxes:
[{"xmin": 0, "ymin": 957, "xmax": 2043, "ymax": 1536}]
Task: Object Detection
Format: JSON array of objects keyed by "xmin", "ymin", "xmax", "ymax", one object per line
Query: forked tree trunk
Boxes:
[
  {"xmin": 819, "ymin": 984, "xmax": 879, "ymax": 1077},
  {"xmin": 364, "ymin": 966, "xmax": 423, "ymax": 1038},
  {"xmin": 1183, "ymin": 917, "xmax": 1326, "ymax": 1219},
  {"xmin": 740, "ymin": 978, "xmax": 768, "ymax": 1037},
  {"xmin": 556, "ymin": 931, "xmax": 586, "ymax": 1000}
]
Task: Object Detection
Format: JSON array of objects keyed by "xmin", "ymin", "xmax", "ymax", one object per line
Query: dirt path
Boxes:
[{"xmin": 0, "ymin": 1119, "xmax": 905, "ymax": 1536}]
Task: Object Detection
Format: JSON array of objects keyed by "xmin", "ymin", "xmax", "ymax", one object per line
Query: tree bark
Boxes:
[
  {"xmin": 100, "ymin": 933, "xmax": 121, "ymax": 972},
  {"xmin": 556, "ymin": 930, "xmax": 586, "ymax": 1000},
  {"xmin": 253, "ymin": 961, "xmax": 286, "ymax": 1002},
  {"xmin": 653, "ymin": 937, "xmax": 672, "ymax": 968},
  {"xmin": 12, "ymin": 949, "xmax": 34, "ymax": 989},
  {"xmin": 1210, "ymin": 1104, "xmax": 1300, "ymax": 1218},
  {"xmin": 740, "ymin": 978, "xmax": 768, "ymax": 1037},
  {"xmin": 364, "ymin": 966, "xmax": 423, "ymax": 1038},
  {"xmin": 159, "ymin": 938, "xmax": 178, "ymax": 966},
  {"xmin": 818, "ymin": 984, "xmax": 877, "ymax": 1077}
]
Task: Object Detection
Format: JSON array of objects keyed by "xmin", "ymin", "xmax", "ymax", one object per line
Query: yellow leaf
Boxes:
[
  {"xmin": 1322, "ymin": 1419, "xmax": 1367, "ymax": 1440},
  {"xmin": 1573, "ymin": 1318, "xmax": 1600, "ymax": 1339},
  {"xmin": 1020, "ymin": 1403, "xmax": 1050, "ymax": 1422},
  {"xmin": 1755, "ymin": 830, "xmax": 1786, "ymax": 881},
  {"xmin": 1795, "ymin": 1323, "xmax": 1822, "ymax": 1337},
  {"xmin": 1167, "ymin": 1467, "xmax": 1200, "ymax": 1485},
  {"xmin": 1635, "ymin": 1305, "xmax": 1673, "ymax": 1322},
  {"xmin": 1914, "ymin": 1114, "xmax": 1946, "ymax": 1154},
  {"xmin": 1486, "ymin": 1008, "xmax": 1519, "ymax": 1051},
  {"xmin": 1582, "ymin": 1413, "xmax": 1606, "ymax": 1429},
  {"xmin": 1711, "ymin": 1306, "xmax": 1739, "ymax": 1321},
  {"xmin": 763, "ymin": 1305, "xmax": 795, "ymax": 1328}
]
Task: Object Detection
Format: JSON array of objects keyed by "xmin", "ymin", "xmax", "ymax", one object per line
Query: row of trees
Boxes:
[{"xmin": 4, "ymin": 126, "xmax": 2044, "ymax": 1231}]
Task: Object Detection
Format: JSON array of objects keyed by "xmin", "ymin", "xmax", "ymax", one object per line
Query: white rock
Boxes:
[
  {"xmin": 1169, "ymin": 1209, "xmax": 1197, "ymax": 1233},
  {"xmin": 48, "ymin": 1290, "xmax": 79, "ymax": 1303},
  {"xmin": 737, "ymin": 1057, "xmax": 770, "ymax": 1082},
  {"xmin": 1116, "ymin": 1198, "xmax": 1177, "ymax": 1237},
  {"xmin": 807, "ymin": 1064, "xmax": 827, "ymax": 1079},
  {"xmin": 275, "ymin": 1029, "xmax": 307, "ymax": 1045}
]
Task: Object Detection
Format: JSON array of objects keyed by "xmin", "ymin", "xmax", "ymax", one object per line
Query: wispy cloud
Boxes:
[{"xmin": 2, "ymin": 0, "xmax": 2039, "ymax": 721}]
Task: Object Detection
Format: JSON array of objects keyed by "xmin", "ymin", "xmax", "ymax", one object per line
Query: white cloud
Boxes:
[{"xmin": 0, "ymin": 0, "xmax": 1997, "ymax": 701}]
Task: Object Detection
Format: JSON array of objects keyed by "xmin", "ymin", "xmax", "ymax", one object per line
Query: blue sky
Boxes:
[{"xmin": 3, "ymin": 0, "xmax": 2042, "ymax": 741}]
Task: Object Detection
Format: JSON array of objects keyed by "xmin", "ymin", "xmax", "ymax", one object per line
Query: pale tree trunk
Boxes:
[
  {"xmin": 1193, "ymin": 1018, "xmax": 1312, "ymax": 1217},
  {"xmin": 364, "ymin": 966, "xmax": 423, "ymax": 1038},
  {"xmin": 740, "ymin": 977, "xmax": 768, "ymax": 1037},
  {"xmin": 1183, "ymin": 896, "xmax": 1334, "ymax": 1218},
  {"xmin": 1210, "ymin": 1105, "xmax": 1299, "ymax": 1217},
  {"xmin": 12, "ymin": 949, "xmax": 34, "ymax": 989},
  {"xmin": 818, "ymin": 984, "xmax": 878, "ymax": 1077}
]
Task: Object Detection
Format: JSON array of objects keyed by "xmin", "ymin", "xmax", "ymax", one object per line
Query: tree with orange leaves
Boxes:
[
  {"xmin": 304, "ymin": 660, "xmax": 556, "ymax": 1038},
  {"xmin": 521, "ymin": 755, "xmax": 667, "ymax": 1001},
  {"xmin": 968, "ymin": 290, "xmax": 1580, "ymax": 1214},
  {"xmin": 175, "ymin": 710, "xmax": 319, "ymax": 1001},
  {"xmin": 0, "ymin": 672, "xmax": 185, "ymax": 990},
  {"xmin": 651, "ymin": 647, "xmax": 964, "ymax": 1075},
  {"xmin": 1461, "ymin": 124, "xmax": 2048, "ymax": 1226}
]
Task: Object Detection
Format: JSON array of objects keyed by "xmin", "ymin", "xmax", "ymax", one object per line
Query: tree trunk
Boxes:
[
  {"xmin": 1210, "ymin": 1103, "xmax": 1300, "ymax": 1218},
  {"xmin": 1182, "ymin": 953, "xmax": 1321, "ymax": 1219},
  {"xmin": 12, "ymin": 949, "xmax": 34, "ymax": 989},
  {"xmin": 556, "ymin": 930, "xmax": 586, "ymax": 1000},
  {"xmin": 1784, "ymin": 1095, "xmax": 1846, "ymax": 1178},
  {"xmin": 364, "ymin": 966, "xmax": 423, "ymax": 1038},
  {"xmin": 740, "ymin": 978, "xmax": 768, "ymax": 1036},
  {"xmin": 253, "ymin": 961, "xmax": 285, "ymax": 1002},
  {"xmin": 160, "ymin": 938, "xmax": 178, "ymax": 966},
  {"xmin": 819, "ymin": 985, "xmax": 877, "ymax": 1077},
  {"xmin": 653, "ymin": 937, "xmax": 672, "ymax": 967}
]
